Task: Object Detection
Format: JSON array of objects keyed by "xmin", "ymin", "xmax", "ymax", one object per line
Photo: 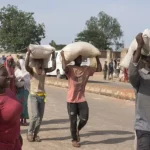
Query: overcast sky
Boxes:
[{"xmin": 0, "ymin": 0, "xmax": 149, "ymax": 47}]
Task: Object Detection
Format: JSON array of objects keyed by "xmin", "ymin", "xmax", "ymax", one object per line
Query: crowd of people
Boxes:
[
  {"xmin": 0, "ymin": 48, "xmax": 101, "ymax": 149},
  {"xmin": 0, "ymin": 51, "xmax": 56, "ymax": 149},
  {"xmin": 103, "ymin": 59, "xmax": 129, "ymax": 82},
  {"xmin": 0, "ymin": 32, "xmax": 150, "ymax": 150}
]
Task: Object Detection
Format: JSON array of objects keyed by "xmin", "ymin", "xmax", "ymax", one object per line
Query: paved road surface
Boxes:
[
  {"xmin": 22, "ymin": 86, "xmax": 135, "ymax": 150},
  {"xmin": 89, "ymin": 76, "xmax": 132, "ymax": 89}
]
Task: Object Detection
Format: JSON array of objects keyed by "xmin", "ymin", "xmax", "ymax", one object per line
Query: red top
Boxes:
[
  {"xmin": 5, "ymin": 56, "xmax": 16, "ymax": 94},
  {"xmin": 0, "ymin": 88, "xmax": 22, "ymax": 150},
  {"xmin": 66, "ymin": 66, "xmax": 95, "ymax": 103}
]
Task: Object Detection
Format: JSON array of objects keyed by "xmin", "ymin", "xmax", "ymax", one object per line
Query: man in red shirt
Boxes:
[{"xmin": 61, "ymin": 51, "xmax": 101, "ymax": 147}]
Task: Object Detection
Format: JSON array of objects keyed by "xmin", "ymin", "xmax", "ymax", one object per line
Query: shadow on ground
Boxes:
[
  {"xmin": 42, "ymin": 119, "xmax": 69, "ymax": 125},
  {"xmin": 21, "ymin": 127, "xmax": 69, "ymax": 134},
  {"xmin": 21, "ymin": 118, "xmax": 69, "ymax": 134},
  {"xmin": 80, "ymin": 135, "xmax": 135, "ymax": 145},
  {"xmin": 42, "ymin": 130, "xmax": 134, "ymax": 145},
  {"xmin": 88, "ymin": 80, "xmax": 108, "ymax": 84}
]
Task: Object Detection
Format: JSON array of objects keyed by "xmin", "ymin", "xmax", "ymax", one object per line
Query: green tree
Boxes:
[
  {"xmin": 75, "ymin": 11, "xmax": 124, "ymax": 50},
  {"xmin": 0, "ymin": 5, "xmax": 45, "ymax": 52},
  {"xmin": 50, "ymin": 40, "xmax": 57, "ymax": 48},
  {"xmin": 49, "ymin": 40, "xmax": 66, "ymax": 50}
]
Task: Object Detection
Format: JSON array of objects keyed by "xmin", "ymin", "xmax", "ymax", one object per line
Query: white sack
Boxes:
[
  {"xmin": 25, "ymin": 52, "xmax": 50, "ymax": 68},
  {"xmin": 89, "ymin": 57, "xmax": 97, "ymax": 68},
  {"xmin": 29, "ymin": 44, "xmax": 55, "ymax": 59},
  {"xmin": 120, "ymin": 29, "xmax": 150, "ymax": 68},
  {"xmin": 61, "ymin": 42, "xmax": 101, "ymax": 63}
]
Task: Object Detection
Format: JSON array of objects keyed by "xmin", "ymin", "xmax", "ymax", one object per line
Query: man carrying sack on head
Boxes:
[
  {"xmin": 25, "ymin": 47, "xmax": 56, "ymax": 142},
  {"xmin": 61, "ymin": 50, "xmax": 101, "ymax": 148}
]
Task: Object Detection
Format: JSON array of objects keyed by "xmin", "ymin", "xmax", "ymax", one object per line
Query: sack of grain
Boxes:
[
  {"xmin": 26, "ymin": 57, "xmax": 50, "ymax": 68},
  {"xmin": 89, "ymin": 57, "xmax": 97, "ymax": 68},
  {"xmin": 120, "ymin": 29, "xmax": 150, "ymax": 68},
  {"xmin": 29, "ymin": 44, "xmax": 55, "ymax": 59},
  {"xmin": 26, "ymin": 44, "xmax": 55, "ymax": 68},
  {"xmin": 61, "ymin": 42, "xmax": 101, "ymax": 63}
]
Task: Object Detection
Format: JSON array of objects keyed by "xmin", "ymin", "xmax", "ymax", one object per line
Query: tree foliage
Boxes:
[
  {"xmin": 75, "ymin": 11, "xmax": 124, "ymax": 50},
  {"xmin": 0, "ymin": 5, "xmax": 45, "ymax": 52},
  {"xmin": 49, "ymin": 40, "xmax": 66, "ymax": 50}
]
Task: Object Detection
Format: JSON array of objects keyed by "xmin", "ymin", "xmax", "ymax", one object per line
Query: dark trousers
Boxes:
[
  {"xmin": 103, "ymin": 71, "xmax": 107, "ymax": 80},
  {"xmin": 67, "ymin": 101, "xmax": 89, "ymax": 141},
  {"xmin": 136, "ymin": 130, "xmax": 150, "ymax": 150}
]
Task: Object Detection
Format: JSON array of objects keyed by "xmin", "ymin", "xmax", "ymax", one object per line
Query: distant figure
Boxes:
[
  {"xmin": 103, "ymin": 61, "xmax": 108, "ymax": 80},
  {"xmin": 114, "ymin": 59, "xmax": 117, "ymax": 70},
  {"xmin": 56, "ymin": 69, "xmax": 61, "ymax": 79},
  {"xmin": 16, "ymin": 54, "xmax": 20, "ymax": 62},
  {"xmin": 124, "ymin": 68, "xmax": 128, "ymax": 82},
  {"xmin": 116, "ymin": 62, "xmax": 120, "ymax": 77},
  {"xmin": 119, "ymin": 69, "xmax": 124, "ymax": 82},
  {"xmin": 108, "ymin": 59, "xmax": 114, "ymax": 80},
  {"xmin": 2, "ymin": 55, "xmax": 6, "ymax": 64},
  {"xmin": 5, "ymin": 56, "xmax": 16, "ymax": 94}
]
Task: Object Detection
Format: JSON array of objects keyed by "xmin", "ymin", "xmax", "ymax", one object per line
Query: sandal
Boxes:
[
  {"xmin": 72, "ymin": 141, "xmax": 80, "ymax": 148},
  {"xmin": 34, "ymin": 135, "xmax": 41, "ymax": 142},
  {"xmin": 27, "ymin": 134, "xmax": 34, "ymax": 142}
]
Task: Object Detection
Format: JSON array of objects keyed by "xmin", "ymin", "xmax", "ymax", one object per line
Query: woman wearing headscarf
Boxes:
[
  {"xmin": 5, "ymin": 56, "xmax": 16, "ymax": 93},
  {"xmin": 0, "ymin": 64, "xmax": 23, "ymax": 150},
  {"xmin": 15, "ymin": 61, "xmax": 30, "ymax": 126}
]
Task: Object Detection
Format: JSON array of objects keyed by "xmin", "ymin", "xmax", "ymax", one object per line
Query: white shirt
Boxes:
[{"xmin": 15, "ymin": 67, "xmax": 30, "ymax": 91}]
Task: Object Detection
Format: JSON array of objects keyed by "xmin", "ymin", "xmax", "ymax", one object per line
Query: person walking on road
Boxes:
[
  {"xmin": 129, "ymin": 33, "xmax": 150, "ymax": 150},
  {"xmin": 108, "ymin": 59, "xmax": 114, "ymax": 80},
  {"xmin": 61, "ymin": 51, "xmax": 101, "ymax": 148},
  {"xmin": 103, "ymin": 60, "xmax": 108, "ymax": 80},
  {"xmin": 25, "ymin": 48, "xmax": 56, "ymax": 142}
]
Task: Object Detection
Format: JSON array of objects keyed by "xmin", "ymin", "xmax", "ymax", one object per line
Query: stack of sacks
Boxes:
[
  {"xmin": 27, "ymin": 44, "xmax": 55, "ymax": 68},
  {"xmin": 120, "ymin": 29, "xmax": 150, "ymax": 68},
  {"xmin": 60, "ymin": 42, "xmax": 101, "ymax": 67}
]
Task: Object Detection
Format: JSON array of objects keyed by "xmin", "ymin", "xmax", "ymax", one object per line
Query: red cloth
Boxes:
[
  {"xmin": 0, "ymin": 89, "xmax": 22, "ymax": 150},
  {"xmin": 5, "ymin": 56, "xmax": 16, "ymax": 94},
  {"xmin": 124, "ymin": 68, "xmax": 128, "ymax": 81}
]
